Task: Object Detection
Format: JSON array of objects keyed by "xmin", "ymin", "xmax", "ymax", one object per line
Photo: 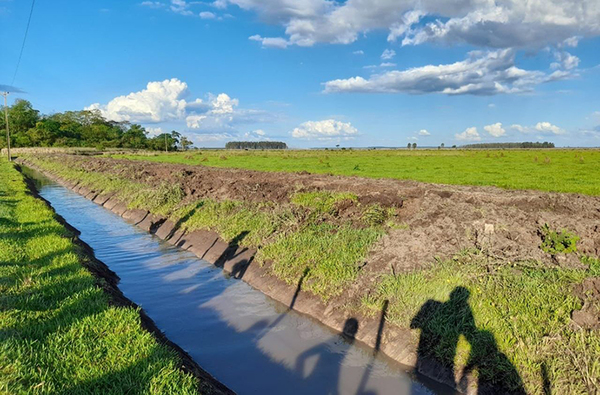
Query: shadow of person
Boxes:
[
  {"xmin": 458, "ymin": 329, "xmax": 526, "ymax": 395},
  {"xmin": 295, "ymin": 318, "xmax": 359, "ymax": 395},
  {"xmin": 411, "ymin": 286, "xmax": 526, "ymax": 394}
]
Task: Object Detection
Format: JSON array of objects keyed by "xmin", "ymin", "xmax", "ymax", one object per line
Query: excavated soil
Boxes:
[{"xmin": 44, "ymin": 154, "xmax": 600, "ymax": 273}]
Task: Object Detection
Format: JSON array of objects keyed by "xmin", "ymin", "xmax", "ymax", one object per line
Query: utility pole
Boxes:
[{"xmin": 2, "ymin": 92, "xmax": 10, "ymax": 162}]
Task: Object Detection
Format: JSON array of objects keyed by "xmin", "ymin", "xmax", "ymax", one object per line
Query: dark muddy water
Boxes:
[{"xmin": 26, "ymin": 167, "xmax": 453, "ymax": 395}]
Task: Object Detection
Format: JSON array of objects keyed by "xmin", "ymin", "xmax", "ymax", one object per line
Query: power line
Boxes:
[{"xmin": 11, "ymin": 0, "xmax": 36, "ymax": 85}]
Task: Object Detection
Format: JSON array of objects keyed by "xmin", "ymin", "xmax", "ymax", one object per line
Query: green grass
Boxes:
[
  {"xmin": 361, "ymin": 253, "xmax": 600, "ymax": 394},
  {"xmin": 115, "ymin": 149, "xmax": 600, "ymax": 195},
  {"xmin": 0, "ymin": 160, "xmax": 201, "ymax": 394}
]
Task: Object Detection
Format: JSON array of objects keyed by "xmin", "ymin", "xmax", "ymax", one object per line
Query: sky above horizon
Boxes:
[{"xmin": 1, "ymin": 0, "xmax": 600, "ymax": 148}]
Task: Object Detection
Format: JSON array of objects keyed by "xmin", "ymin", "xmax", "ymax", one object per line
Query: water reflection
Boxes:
[{"xmin": 28, "ymin": 167, "xmax": 452, "ymax": 395}]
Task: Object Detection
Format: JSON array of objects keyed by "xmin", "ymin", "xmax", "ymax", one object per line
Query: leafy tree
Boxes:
[
  {"xmin": 225, "ymin": 141, "xmax": 287, "ymax": 149},
  {"xmin": 407, "ymin": 143, "xmax": 411, "ymax": 149},
  {"xmin": 412, "ymin": 142, "xmax": 417, "ymax": 149},
  {"xmin": 180, "ymin": 136, "xmax": 193, "ymax": 150},
  {"xmin": 121, "ymin": 124, "xmax": 148, "ymax": 149}
]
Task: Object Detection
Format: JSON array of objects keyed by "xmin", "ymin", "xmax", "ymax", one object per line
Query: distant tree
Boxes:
[
  {"xmin": 225, "ymin": 141, "xmax": 287, "ymax": 150},
  {"xmin": 452, "ymin": 145, "xmax": 457, "ymax": 148},
  {"xmin": 407, "ymin": 143, "xmax": 411, "ymax": 149},
  {"xmin": 148, "ymin": 131, "xmax": 179, "ymax": 151},
  {"xmin": 462, "ymin": 142, "xmax": 555, "ymax": 149},
  {"xmin": 180, "ymin": 136, "xmax": 194, "ymax": 150},
  {"xmin": 412, "ymin": 142, "xmax": 417, "ymax": 149},
  {"xmin": 441, "ymin": 143, "xmax": 445, "ymax": 148},
  {"xmin": 121, "ymin": 124, "xmax": 148, "ymax": 149}
]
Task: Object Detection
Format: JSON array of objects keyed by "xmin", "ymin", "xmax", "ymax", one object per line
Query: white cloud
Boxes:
[
  {"xmin": 535, "ymin": 122, "xmax": 565, "ymax": 135},
  {"xmin": 192, "ymin": 132, "xmax": 235, "ymax": 143},
  {"xmin": 249, "ymin": 34, "xmax": 289, "ymax": 48},
  {"xmin": 510, "ymin": 124, "xmax": 527, "ymax": 133},
  {"xmin": 363, "ymin": 62, "xmax": 397, "ymax": 69},
  {"xmin": 243, "ymin": 129, "xmax": 270, "ymax": 140},
  {"xmin": 455, "ymin": 126, "xmax": 480, "ymax": 141},
  {"xmin": 381, "ymin": 49, "xmax": 396, "ymax": 60},
  {"xmin": 86, "ymin": 78, "xmax": 190, "ymax": 123},
  {"xmin": 146, "ymin": 127, "xmax": 164, "ymax": 137},
  {"xmin": 291, "ymin": 119, "xmax": 359, "ymax": 140},
  {"xmin": 510, "ymin": 122, "xmax": 566, "ymax": 135},
  {"xmin": 170, "ymin": 0, "xmax": 193, "ymax": 16},
  {"xmin": 418, "ymin": 129, "xmax": 430, "ymax": 136},
  {"xmin": 200, "ymin": 11, "xmax": 216, "ymax": 19},
  {"xmin": 353, "ymin": 50, "xmax": 364, "ymax": 55},
  {"xmin": 324, "ymin": 49, "xmax": 571, "ymax": 95},
  {"xmin": 551, "ymin": 50, "xmax": 580, "ymax": 70},
  {"xmin": 140, "ymin": 1, "xmax": 165, "ymax": 9},
  {"xmin": 215, "ymin": 0, "xmax": 600, "ymax": 49},
  {"xmin": 86, "ymin": 78, "xmax": 272, "ymax": 134},
  {"xmin": 483, "ymin": 122, "xmax": 506, "ymax": 137}
]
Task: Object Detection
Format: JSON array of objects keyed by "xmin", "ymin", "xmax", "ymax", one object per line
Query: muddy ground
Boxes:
[{"xmin": 52, "ymin": 154, "xmax": 600, "ymax": 270}]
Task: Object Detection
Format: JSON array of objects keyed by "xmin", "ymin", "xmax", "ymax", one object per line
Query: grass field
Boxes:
[
  {"xmin": 0, "ymin": 160, "xmax": 203, "ymax": 394},
  {"xmin": 115, "ymin": 149, "xmax": 600, "ymax": 196}
]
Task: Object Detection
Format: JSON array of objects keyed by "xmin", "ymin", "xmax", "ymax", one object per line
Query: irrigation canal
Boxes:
[{"xmin": 24, "ymin": 166, "xmax": 453, "ymax": 395}]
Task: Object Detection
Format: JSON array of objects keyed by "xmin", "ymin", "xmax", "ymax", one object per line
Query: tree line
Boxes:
[
  {"xmin": 462, "ymin": 142, "xmax": 555, "ymax": 149},
  {"xmin": 0, "ymin": 99, "xmax": 193, "ymax": 151},
  {"xmin": 225, "ymin": 141, "xmax": 287, "ymax": 150}
]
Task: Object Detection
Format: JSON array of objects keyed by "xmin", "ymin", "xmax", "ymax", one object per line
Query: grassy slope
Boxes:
[
  {"xmin": 0, "ymin": 160, "xmax": 201, "ymax": 395},
  {"xmin": 21, "ymin": 155, "xmax": 600, "ymax": 394},
  {"xmin": 116, "ymin": 149, "xmax": 600, "ymax": 196}
]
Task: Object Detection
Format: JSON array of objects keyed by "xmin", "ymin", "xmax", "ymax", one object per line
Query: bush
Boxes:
[{"xmin": 540, "ymin": 224, "xmax": 580, "ymax": 254}]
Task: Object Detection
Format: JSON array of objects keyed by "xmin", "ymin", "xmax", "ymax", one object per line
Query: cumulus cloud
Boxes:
[
  {"xmin": 249, "ymin": 34, "xmax": 289, "ymax": 48},
  {"xmin": 86, "ymin": 78, "xmax": 190, "ymax": 123},
  {"xmin": 324, "ymin": 49, "xmax": 570, "ymax": 95},
  {"xmin": 353, "ymin": 50, "xmax": 364, "ymax": 55},
  {"xmin": 86, "ymin": 78, "xmax": 272, "ymax": 133},
  {"xmin": 483, "ymin": 122, "xmax": 506, "ymax": 137},
  {"xmin": 200, "ymin": 11, "xmax": 216, "ymax": 19},
  {"xmin": 381, "ymin": 49, "xmax": 396, "ymax": 60},
  {"xmin": 216, "ymin": 0, "xmax": 600, "ymax": 49},
  {"xmin": 535, "ymin": 122, "xmax": 565, "ymax": 135},
  {"xmin": 418, "ymin": 129, "xmax": 430, "ymax": 136},
  {"xmin": 291, "ymin": 119, "xmax": 359, "ymax": 140},
  {"xmin": 510, "ymin": 122, "xmax": 566, "ymax": 135},
  {"xmin": 551, "ymin": 50, "xmax": 580, "ymax": 70},
  {"xmin": 455, "ymin": 126, "xmax": 480, "ymax": 141}
]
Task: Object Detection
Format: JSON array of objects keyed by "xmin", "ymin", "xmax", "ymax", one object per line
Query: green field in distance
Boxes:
[{"xmin": 115, "ymin": 149, "xmax": 600, "ymax": 196}]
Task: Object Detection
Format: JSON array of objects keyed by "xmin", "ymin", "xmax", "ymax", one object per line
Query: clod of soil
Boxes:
[{"xmin": 572, "ymin": 278, "xmax": 600, "ymax": 329}]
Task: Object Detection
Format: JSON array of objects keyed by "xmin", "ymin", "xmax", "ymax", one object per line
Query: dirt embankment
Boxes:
[{"xmin": 19, "ymin": 155, "xmax": 600, "ymax": 393}]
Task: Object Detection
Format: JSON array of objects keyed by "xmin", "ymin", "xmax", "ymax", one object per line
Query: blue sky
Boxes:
[{"xmin": 1, "ymin": 0, "xmax": 600, "ymax": 147}]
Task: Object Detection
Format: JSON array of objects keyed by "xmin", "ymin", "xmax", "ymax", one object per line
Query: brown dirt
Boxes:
[
  {"xmin": 46, "ymin": 154, "xmax": 600, "ymax": 274},
  {"xmin": 572, "ymin": 278, "xmax": 600, "ymax": 329}
]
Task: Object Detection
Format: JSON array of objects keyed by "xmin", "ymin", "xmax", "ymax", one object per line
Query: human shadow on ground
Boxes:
[
  {"xmin": 294, "ymin": 318, "xmax": 359, "ymax": 395},
  {"xmin": 214, "ymin": 230, "xmax": 253, "ymax": 279},
  {"xmin": 411, "ymin": 286, "xmax": 526, "ymax": 394}
]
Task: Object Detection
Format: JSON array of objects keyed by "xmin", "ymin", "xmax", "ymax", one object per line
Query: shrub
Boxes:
[{"xmin": 540, "ymin": 224, "xmax": 580, "ymax": 254}]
